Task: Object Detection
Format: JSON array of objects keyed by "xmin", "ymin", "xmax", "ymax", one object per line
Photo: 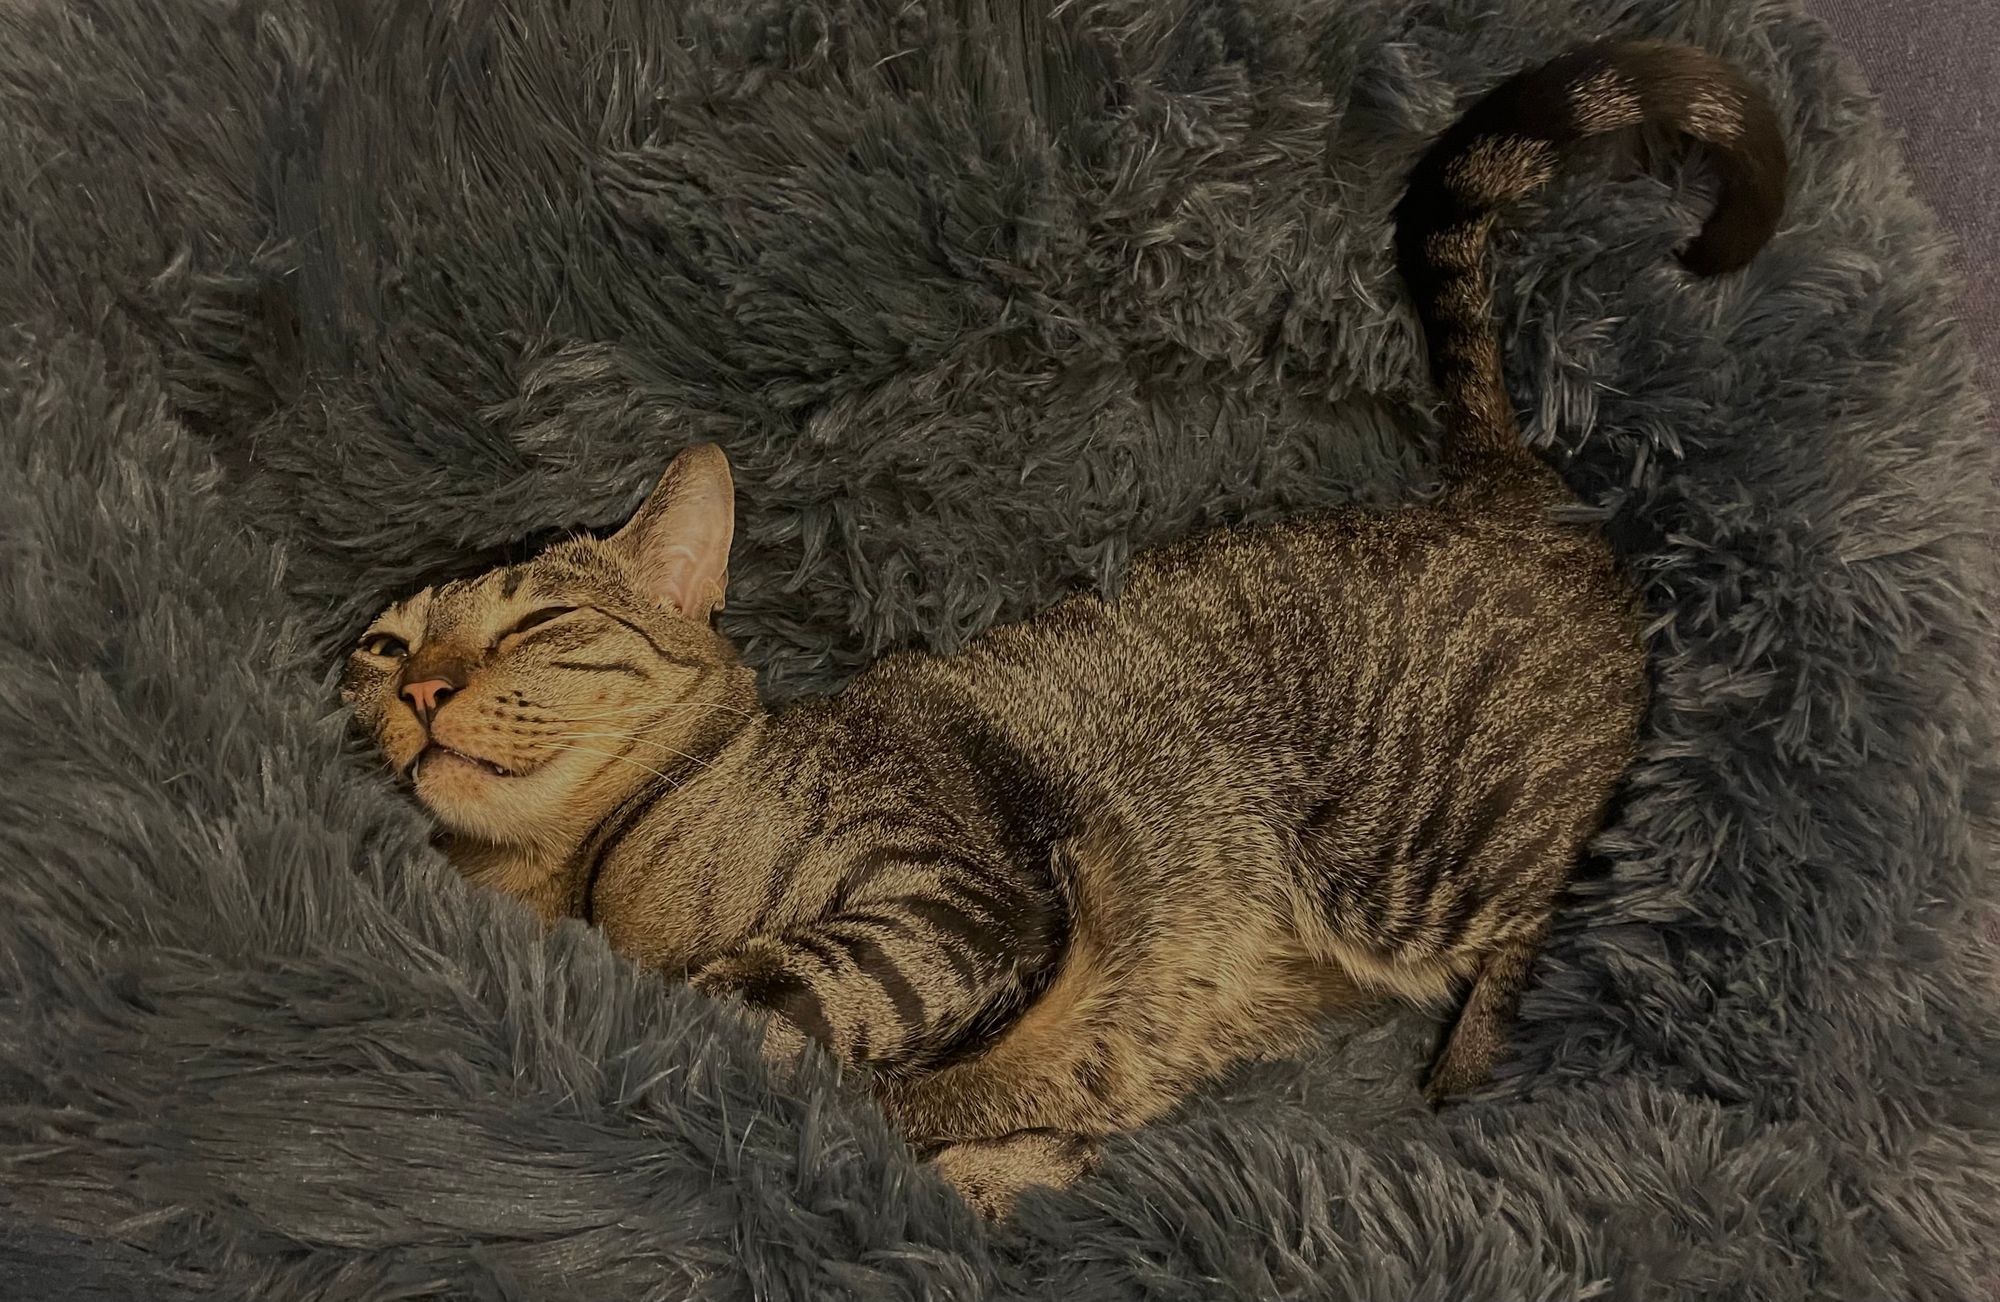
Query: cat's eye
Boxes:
[
  {"xmin": 360, "ymin": 632, "xmax": 408, "ymax": 659},
  {"xmin": 503, "ymin": 606, "xmax": 577, "ymax": 639}
]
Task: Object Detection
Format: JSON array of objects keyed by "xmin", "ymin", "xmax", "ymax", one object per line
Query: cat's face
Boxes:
[{"xmin": 342, "ymin": 444, "xmax": 754, "ymax": 854}]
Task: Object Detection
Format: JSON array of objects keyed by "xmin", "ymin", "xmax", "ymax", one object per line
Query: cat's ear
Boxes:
[{"xmin": 609, "ymin": 443, "xmax": 735, "ymax": 621}]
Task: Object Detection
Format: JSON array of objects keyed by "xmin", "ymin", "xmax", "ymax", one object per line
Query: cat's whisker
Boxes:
[
  {"xmin": 510, "ymin": 701, "xmax": 668, "ymax": 722},
  {"xmin": 546, "ymin": 731, "xmax": 717, "ymax": 770},
  {"xmin": 541, "ymin": 700, "xmax": 759, "ymax": 725},
  {"xmin": 652, "ymin": 699, "xmax": 759, "ymax": 719},
  {"xmin": 531, "ymin": 742, "xmax": 688, "ymax": 787}
]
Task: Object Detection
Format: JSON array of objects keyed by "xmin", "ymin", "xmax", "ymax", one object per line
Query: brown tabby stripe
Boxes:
[
  {"xmin": 578, "ymin": 776, "xmax": 674, "ymax": 925},
  {"xmin": 711, "ymin": 850, "xmax": 1063, "ymax": 1068},
  {"xmin": 588, "ymin": 607, "xmax": 712, "ymax": 671},
  {"xmin": 548, "ymin": 659, "xmax": 650, "ymax": 678}
]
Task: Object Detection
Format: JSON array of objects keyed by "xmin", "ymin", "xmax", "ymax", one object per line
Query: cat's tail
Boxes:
[{"xmin": 1393, "ymin": 40, "xmax": 1787, "ymax": 489}]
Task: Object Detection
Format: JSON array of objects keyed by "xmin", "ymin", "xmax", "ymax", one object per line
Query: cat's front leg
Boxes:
[
  {"xmin": 689, "ymin": 937, "xmax": 815, "ymax": 1065},
  {"xmin": 928, "ymin": 1130, "xmax": 1100, "ymax": 1219},
  {"xmin": 689, "ymin": 857, "xmax": 1059, "ymax": 1073}
]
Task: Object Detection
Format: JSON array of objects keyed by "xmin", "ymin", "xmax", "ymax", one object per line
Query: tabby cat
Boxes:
[{"xmin": 344, "ymin": 40, "xmax": 1786, "ymax": 1216}]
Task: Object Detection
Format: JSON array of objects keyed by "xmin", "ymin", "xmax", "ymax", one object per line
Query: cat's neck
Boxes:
[
  {"xmin": 445, "ymin": 835, "xmax": 576, "ymax": 924},
  {"xmin": 443, "ymin": 706, "xmax": 774, "ymax": 926}
]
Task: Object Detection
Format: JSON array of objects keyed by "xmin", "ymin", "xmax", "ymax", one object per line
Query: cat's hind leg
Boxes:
[{"xmin": 1424, "ymin": 928, "xmax": 1544, "ymax": 1102}]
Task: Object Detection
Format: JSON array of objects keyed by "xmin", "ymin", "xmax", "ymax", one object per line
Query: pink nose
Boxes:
[{"xmin": 399, "ymin": 678, "xmax": 458, "ymax": 724}]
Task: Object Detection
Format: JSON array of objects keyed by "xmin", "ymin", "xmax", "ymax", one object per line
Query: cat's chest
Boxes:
[{"xmin": 583, "ymin": 790, "xmax": 830, "ymax": 972}]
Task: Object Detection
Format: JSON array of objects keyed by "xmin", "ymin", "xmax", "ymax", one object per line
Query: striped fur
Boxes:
[{"xmin": 343, "ymin": 40, "xmax": 1786, "ymax": 1218}]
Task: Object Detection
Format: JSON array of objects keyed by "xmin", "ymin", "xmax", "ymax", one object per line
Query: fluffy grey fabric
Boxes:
[{"xmin": 3, "ymin": 0, "xmax": 1995, "ymax": 1297}]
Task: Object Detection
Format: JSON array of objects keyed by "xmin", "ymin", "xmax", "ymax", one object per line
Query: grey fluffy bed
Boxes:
[{"xmin": 3, "ymin": 0, "xmax": 1996, "ymax": 1297}]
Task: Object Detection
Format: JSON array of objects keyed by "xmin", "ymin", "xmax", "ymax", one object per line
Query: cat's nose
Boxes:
[{"xmin": 400, "ymin": 677, "xmax": 458, "ymax": 726}]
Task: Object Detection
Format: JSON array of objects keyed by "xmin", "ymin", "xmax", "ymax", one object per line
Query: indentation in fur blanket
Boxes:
[{"xmin": 2, "ymin": 1, "xmax": 1995, "ymax": 1298}]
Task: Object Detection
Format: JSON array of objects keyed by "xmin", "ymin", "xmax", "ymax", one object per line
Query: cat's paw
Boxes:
[
  {"xmin": 690, "ymin": 944, "xmax": 809, "ymax": 1069},
  {"xmin": 756, "ymin": 1016, "xmax": 807, "ymax": 1067},
  {"xmin": 929, "ymin": 1130, "xmax": 1099, "ymax": 1220}
]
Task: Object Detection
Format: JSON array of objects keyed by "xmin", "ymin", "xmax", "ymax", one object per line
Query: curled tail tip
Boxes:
[
  {"xmin": 1397, "ymin": 39, "xmax": 1790, "ymax": 259},
  {"xmin": 1599, "ymin": 39, "xmax": 1791, "ymax": 274},
  {"xmin": 1393, "ymin": 39, "xmax": 1788, "ymax": 484},
  {"xmin": 1676, "ymin": 89, "xmax": 1789, "ymax": 276}
]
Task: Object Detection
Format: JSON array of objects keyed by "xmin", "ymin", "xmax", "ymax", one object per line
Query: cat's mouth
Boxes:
[{"xmin": 409, "ymin": 744, "xmax": 518, "ymax": 782}]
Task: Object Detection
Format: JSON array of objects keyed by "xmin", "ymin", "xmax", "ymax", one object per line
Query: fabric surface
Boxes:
[
  {"xmin": 3, "ymin": 0, "xmax": 1996, "ymax": 1298},
  {"xmin": 1807, "ymin": 0, "xmax": 1997, "ymax": 402}
]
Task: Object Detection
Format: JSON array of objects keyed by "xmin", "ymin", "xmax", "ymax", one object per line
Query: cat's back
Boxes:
[
  {"xmin": 869, "ymin": 493, "xmax": 1643, "ymax": 842},
  {"xmin": 960, "ymin": 494, "xmax": 1634, "ymax": 712}
]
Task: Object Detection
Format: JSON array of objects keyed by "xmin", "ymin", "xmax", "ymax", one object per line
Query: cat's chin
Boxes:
[
  {"xmin": 407, "ymin": 755, "xmax": 589, "ymax": 856},
  {"xmin": 410, "ymin": 747, "xmax": 533, "ymax": 829}
]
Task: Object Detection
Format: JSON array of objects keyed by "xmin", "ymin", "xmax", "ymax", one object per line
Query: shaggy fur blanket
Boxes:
[{"xmin": 3, "ymin": 0, "xmax": 1995, "ymax": 1297}]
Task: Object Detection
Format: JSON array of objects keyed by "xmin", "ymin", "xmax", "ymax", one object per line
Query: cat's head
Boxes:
[{"xmin": 341, "ymin": 444, "xmax": 757, "ymax": 853}]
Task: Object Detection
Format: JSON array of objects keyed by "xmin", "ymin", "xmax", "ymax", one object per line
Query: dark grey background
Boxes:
[{"xmin": 1811, "ymin": 0, "xmax": 1997, "ymax": 402}]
